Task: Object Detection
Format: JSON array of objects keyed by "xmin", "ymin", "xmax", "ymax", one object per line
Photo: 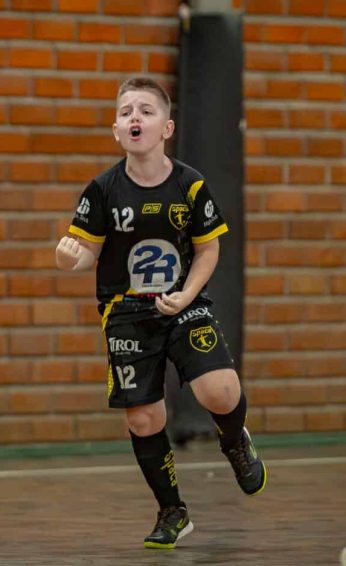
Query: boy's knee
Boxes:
[{"xmin": 126, "ymin": 402, "xmax": 166, "ymax": 437}]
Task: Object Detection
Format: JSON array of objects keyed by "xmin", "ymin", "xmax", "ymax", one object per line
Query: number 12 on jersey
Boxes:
[{"xmin": 115, "ymin": 365, "xmax": 137, "ymax": 389}]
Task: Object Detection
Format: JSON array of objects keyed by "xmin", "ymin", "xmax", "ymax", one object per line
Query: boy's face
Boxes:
[{"xmin": 113, "ymin": 89, "xmax": 174, "ymax": 155}]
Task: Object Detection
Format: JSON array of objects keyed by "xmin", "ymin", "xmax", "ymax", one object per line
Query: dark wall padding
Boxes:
[{"xmin": 166, "ymin": 12, "xmax": 245, "ymax": 442}]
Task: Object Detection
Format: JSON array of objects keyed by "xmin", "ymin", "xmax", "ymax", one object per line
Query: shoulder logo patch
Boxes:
[
  {"xmin": 190, "ymin": 326, "xmax": 217, "ymax": 353},
  {"xmin": 142, "ymin": 203, "xmax": 162, "ymax": 214},
  {"xmin": 169, "ymin": 204, "xmax": 190, "ymax": 230}
]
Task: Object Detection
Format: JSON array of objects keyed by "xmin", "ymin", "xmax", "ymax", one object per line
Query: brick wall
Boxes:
[{"xmin": 0, "ymin": 0, "xmax": 345, "ymax": 443}]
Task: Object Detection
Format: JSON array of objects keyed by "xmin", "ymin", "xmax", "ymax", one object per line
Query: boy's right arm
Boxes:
[{"xmin": 55, "ymin": 236, "xmax": 102, "ymax": 271}]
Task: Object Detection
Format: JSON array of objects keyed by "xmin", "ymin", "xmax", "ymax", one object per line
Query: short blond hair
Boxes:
[{"xmin": 117, "ymin": 77, "xmax": 171, "ymax": 115}]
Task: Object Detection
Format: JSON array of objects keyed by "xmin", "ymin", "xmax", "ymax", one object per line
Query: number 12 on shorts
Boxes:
[{"xmin": 115, "ymin": 365, "xmax": 137, "ymax": 389}]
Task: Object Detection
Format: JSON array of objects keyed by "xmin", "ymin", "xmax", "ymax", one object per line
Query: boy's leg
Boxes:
[
  {"xmin": 126, "ymin": 400, "xmax": 193, "ymax": 548},
  {"xmin": 190, "ymin": 369, "xmax": 267, "ymax": 496}
]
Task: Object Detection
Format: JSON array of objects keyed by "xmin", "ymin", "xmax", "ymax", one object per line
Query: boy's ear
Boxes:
[
  {"xmin": 163, "ymin": 119, "xmax": 175, "ymax": 140},
  {"xmin": 112, "ymin": 123, "xmax": 119, "ymax": 141}
]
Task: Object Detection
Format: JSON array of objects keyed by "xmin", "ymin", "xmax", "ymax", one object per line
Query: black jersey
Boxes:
[{"xmin": 69, "ymin": 158, "xmax": 228, "ymax": 304}]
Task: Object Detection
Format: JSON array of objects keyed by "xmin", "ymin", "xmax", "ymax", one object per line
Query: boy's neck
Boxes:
[{"xmin": 125, "ymin": 153, "xmax": 173, "ymax": 187}]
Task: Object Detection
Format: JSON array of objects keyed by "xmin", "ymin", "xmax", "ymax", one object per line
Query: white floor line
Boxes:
[{"xmin": 0, "ymin": 456, "xmax": 345, "ymax": 479}]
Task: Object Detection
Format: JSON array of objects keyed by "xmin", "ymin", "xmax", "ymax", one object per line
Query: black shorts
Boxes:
[{"xmin": 103, "ymin": 299, "xmax": 234, "ymax": 408}]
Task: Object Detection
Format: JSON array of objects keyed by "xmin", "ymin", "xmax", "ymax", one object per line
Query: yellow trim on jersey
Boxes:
[
  {"xmin": 107, "ymin": 363, "xmax": 114, "ymax": 398},
  {"xmin": 192, "ymin": 223, "xmax": 229, "ymax": 244},
  {"xmin": 102, "ymin": 294, "xmax": 124, "ymax": 331},
  {"xmin": 69, "ymin": 225, "xmax": 106, "ymax": 244},
  {"xmin": 188, "ymin": 180, "xmax": 204, "ymax": 202}
]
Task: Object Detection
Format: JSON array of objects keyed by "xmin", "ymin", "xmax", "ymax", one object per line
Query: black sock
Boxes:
[
  {"xmin": 130, "ymin": 428, "xmax": 181, "ymax": 509},
  {"xmin": 210, "ymin": 390, "xmax": 247, "ymax": 453}
]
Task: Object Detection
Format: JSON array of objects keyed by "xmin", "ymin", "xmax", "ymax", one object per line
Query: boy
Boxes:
[{"xmin": 56, "ymin": 77, "xmax": 266, "ymax": 550}]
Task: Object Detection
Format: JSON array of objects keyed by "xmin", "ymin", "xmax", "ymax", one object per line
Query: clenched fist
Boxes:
[{"xmin": 56, "ymin": 236, "xmax": 82, "ymax": 270}]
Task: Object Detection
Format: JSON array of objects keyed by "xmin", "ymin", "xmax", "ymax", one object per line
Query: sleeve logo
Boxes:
[
  {"xmin": 168, "ymin": 204, "xmax": 190, "ymax": 230},
  {"xmin": 142, "ymin": 203, "xmax": 162, "ymax": 214},
  {"xmin": 77, "ymin": 197, "xmax": 90, "ymax": 215},
  {"xmin": 204, "ymin": 200, "xmax": 214, "ymax": 218},
  {"xmin": 190, "ymin": 326, "xmax": 217, "ymax": 353}
]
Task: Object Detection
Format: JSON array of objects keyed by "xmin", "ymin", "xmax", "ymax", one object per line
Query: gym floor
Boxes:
[{"xmin": 0, "ymin": 441, "xmax": 345, "ymax": 566}]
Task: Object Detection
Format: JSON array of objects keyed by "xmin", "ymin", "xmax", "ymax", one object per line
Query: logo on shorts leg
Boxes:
[{"xmin": 190, "ymin": 326, "xmax": 217, "ymax": 353}]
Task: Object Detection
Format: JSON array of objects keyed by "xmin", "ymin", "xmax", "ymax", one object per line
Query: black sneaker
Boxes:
[
  {"xmin": 144, "ymin": 502, "xmax": 193, "ymax": 549},
  {"xmin": 224, "ymin": 427, "xmax": 267, "ymax": 495}
]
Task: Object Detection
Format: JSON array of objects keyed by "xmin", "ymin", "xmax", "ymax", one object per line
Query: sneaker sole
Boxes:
[{"xmin": 144, "ymin": 521, "xmax": 194, "ymax": 549}]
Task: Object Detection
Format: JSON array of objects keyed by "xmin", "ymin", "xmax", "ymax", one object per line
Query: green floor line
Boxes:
[{"xmin": 0, "ymin": 431, "xmax": 345, "ymax": 460}]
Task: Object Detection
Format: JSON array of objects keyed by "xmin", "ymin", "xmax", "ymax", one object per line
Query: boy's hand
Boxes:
[
  {"xmin": 155, "ymin": 292, "xmax": 193, "ymax": 316},
  {"xmin": 56, "ymin": 236, "xmax": 82, "ymax": 269}
]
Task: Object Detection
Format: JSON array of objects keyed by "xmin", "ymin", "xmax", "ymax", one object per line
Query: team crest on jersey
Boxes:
[
  {"xmin": 169, "ymin": 204, "xmax": 190, "ymax": 230},
  {"xmin": 190, "ymin": 326, "xmax": 217, "ymax": 353},
  {"xmin": 142, "ymin": 203, "xmax": 162, "ymax": 214}
]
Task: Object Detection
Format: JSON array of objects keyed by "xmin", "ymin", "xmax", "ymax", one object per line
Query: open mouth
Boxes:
[{"xmin": 130, "ymin": 126, "xmax": 142, "ymax": 139}]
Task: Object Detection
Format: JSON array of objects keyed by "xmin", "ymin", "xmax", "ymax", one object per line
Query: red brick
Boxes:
[
  {"xmin": 32, "ymin": 189, "xmax": 78, "ymax": 211},
  {"xmin": 32, "ymin": 360, "xmax": 75, "ymax": 383},
  {"xmin": 306, "ymin": 25, "xmax": 344, "ymax": 46},
  {"xmin": 262, "ymin": 356, "xmax": 307, "ymax": 378},
  {"xmin": 10, "ymin": 332, "xmax": 53, "ymax": 355},
  {"xmin": 246, "ymin": 243, "xmax": 261, "ymax": 266},
  {"xmin": 0, "ymin": 304, "xmax": 30, "ymax": 326},
  {"xmin": 246, "ymin": 192, "xmax": 262, "ymax": 212},
  {"xmin": 289, "ymin": 0, "xmax": 325, "ymax": 15},
  {"xmin": 57, "ymin": 50, "xmax": 98, "ymax": 71},
  {"xmin": 11, "ymin": 0, "xmax": 52, "ymax": 9},
  {"xmin": 243, "ymin": 23, "xmax": 262, "ymax": 42},
  {"xmin": 56, "ymin": 106, "xmax": 98, "ymax": 127},
  {"xmin": 8, "ymin": 219, "xmax": 51, "ymax": 240},
  {"xmin": 246, "ymin": 108, "xmax": 284, "ymax": 128},
  {"xmin": 103, "ymin": 51, "xmax": 142, "ymax": 72},
  {"xmin": 9, "ymin": 390, "xmax": 51, "ymax": 414},
  {"xmin": 288, "ymin": 52, "xmax": 324, "ymax": 72},
  {"xmin": 0, "ymin": 131, "xmax": 30, "ymax": 153},
  {"xmin": 289, "ymin": 219, "xmax": 326, "ymax": 239},
  {"xmin": 244, "ymin": 76, "xmax": 267, "ymax": 98},
  {"xmin": 246, "ymin": 164, "xmax": 283, "ymax": 184},
  {"xmin": 306, "ymin": 82, "xmax": 344, "ymax": 101},
  {"xmin": 31, "ymin": 247, "xmax": 56, "ymax": 268},
  {"xmin": 306, "ymin": 356, "xmax": 346, "ymax": 377},
  {"xmin": 76, "ymin": 413, "xmax": 125, "ymax": 440},
  {"xmin": 0, "ymin": 47, "xmax": 8, "ymax": 67},
  {"xmin": 246, "ymin": 136, "xmax": 264, "ymax": 156},
  {"xmin": 263, "ymin": 303, "xmax": 304, "ymax": 324},
  {"xmin": 330, "ymin": 54, "xmax": 346, "ymax": 73},
  {"xmin": 245, "ymin": 302, "xmax": 261, "ymax": 324},
  {"xmin": 265, "ymin": 409, "xmax": 305, "ymax": 432},
  {"xmin": 148, "ymin": 52, "xmax": 177, "ymax": 74},
  {"xmin": 0, "ymin": 360, "xmax": 31, "ymax": 384},
  {"xmin": 289, "ymin": 164, "xmax": 325, "ymax": 184},
  {"xmin": 57, "ymin": 331, "xmax": 99, "ymax": 354},
  {"xmin": 79, "ymin": 78, "xmax": 119, "ymax": 100},
  {"xmin": 0, "ymin": 75, "xmax": 29, "ymax": 96},
  {"xmin": 246, "ymin": 50, "xmax": 286, "ymax": 71},
  {"xmin": 331, "ymin": 275, "xmax": 346, "ymax": 294},
  {"xmin": 287, "ymin": 274, "xmax": 328, "ymax": 295},
  {"xmin": 58, "ymin": 0, "xmax": 99, "ymax": 12},
  {"xmin": 330, "ymin": 221, "xmax": 346, "ymax": 240},
  {"xmin": 288, "ymin": 109, "xmax": 326, "ymax": 129},
  {"xmin": 306, "ymin": 409, "xmax": 343, "ymax": 431},
  {"xmin": 32, "ymin": 301, "xmax": 77, "ymax": 325},
  {"xmin": 307, "ymin": 137, "xmax": 343, "ymax": 157},
  {"xmin": 56, "ymin": 273, "xmax": 95, "ymax": 297},
  {"xmin": 265, "ymin": 137, "xmax": 303, "ymax": 156},
  {"xmin": 247, "ymin": 384, "xmax": 283, "ymax": 407},
  {"xmin": 9, "ymin": 161, "xmax": 53, "ymax": 182},
  {"xmin": 10, "ymin": 104, "xmax": 54, "ymax": 125},
  {"xmin": 34, "ymin": 78, "xmax": 73, "ymax": 98},
  {"xmin": 105, "ymin": 0, "xmax": 179, "ymax": 16},
  {"xmin": 9, "ymin": 274, "xmax": 54, "ymax": 297},
  {"xmin": 0, "ymin": 248, "xmax": 32, "ymax": 268},
  {"xmin": 78, "ymin": 303, "xmax": 99, "ymax": 324},
  {"xmin": 266, "ymin": 79, "xmax": 302, "ymax": 99},
  {"xmin": 0, "ymin": 218, "xmax": 5, "ymax": 240},
  {"xmin": 0, "ymin": 189, "xmax": 33, "ymax": 210},
  {"xmin": 247, "ymin": 220, "xmax": 284, "ymax": 240},
  {"xmin": 52, "ymin": 387, "xmax": 105, "ymax": 413},
  {"xmin": 266, "ymin": 191, "xmax": 305, "ymax": 212},
  {"xmin": 328, "ymin": 0, "xmax": 346, "ymax": 16},
  {"xmin": 246, "ymin": 274, "xmax": 284, "ymax": 295},
  {"xmin": 267, "ymin": 245, "xmax": 346, "ymax": 267},
  {"xmin": 305, "ymin": 302, "xmax": 346, "ymax": 322},
  {"xmin": 9, "ymin": 47, "xmax": 53, "ymax": 69},
  {"xmin": 290, "ymin": 328, "xmax": 346, "ymax": 350},
  {"xmin": 0, "ymin": 17, "xmax": 30, "ymax": 38},
  {"xmin": 263, "ymin": 24, "xmax": 305, "ymax": 44},
  {"xmin": 331, "ymin": 166, "xmax": 346, "ymax": 185},
  {"xmin": 125, "ymin": 24, "xmax": 178, "ymax": 46},
  {"xmin": 330, "ymin": 111, "xmax": 346, "ymax": 129},
  {"xmin": 306, "ymin": 193, "xmax": 343, "ymax": 212},
  {"xmin": 32, "ymin": 416, "xmax": 75, "ymax": 441},
  {"xmin": 34, "ymin": 19, "xmax": 76, "ymax": 41},
  {"xmin": 57, "ymin": 160, "xmax": 100, "ymax": 182},
  {"xmin": 245, "ymin": 329, "xmax": 286, "ymax": 352},
  {"xmin": 31, "ymin": 132, "xmax": 116, "ymax": 155},
  {"xmin": 246, "ymin": 0, "xmax": 284, "ymax": 13},
  {"xmin": 77, "ymin": 359, "xmax": 106, "ymax": 383},
  {"xmin": 0, "ymin": 418, "xmax": 34, "ymax": 444},
  {"xmin": 79, "ymin": 22, "xmax": 121, "ymax": 43}
]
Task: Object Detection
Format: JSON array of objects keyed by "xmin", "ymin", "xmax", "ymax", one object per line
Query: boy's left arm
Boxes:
[{"xmin": 155, "ymin": 237, "xmax": 219, "ymax": 315}]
